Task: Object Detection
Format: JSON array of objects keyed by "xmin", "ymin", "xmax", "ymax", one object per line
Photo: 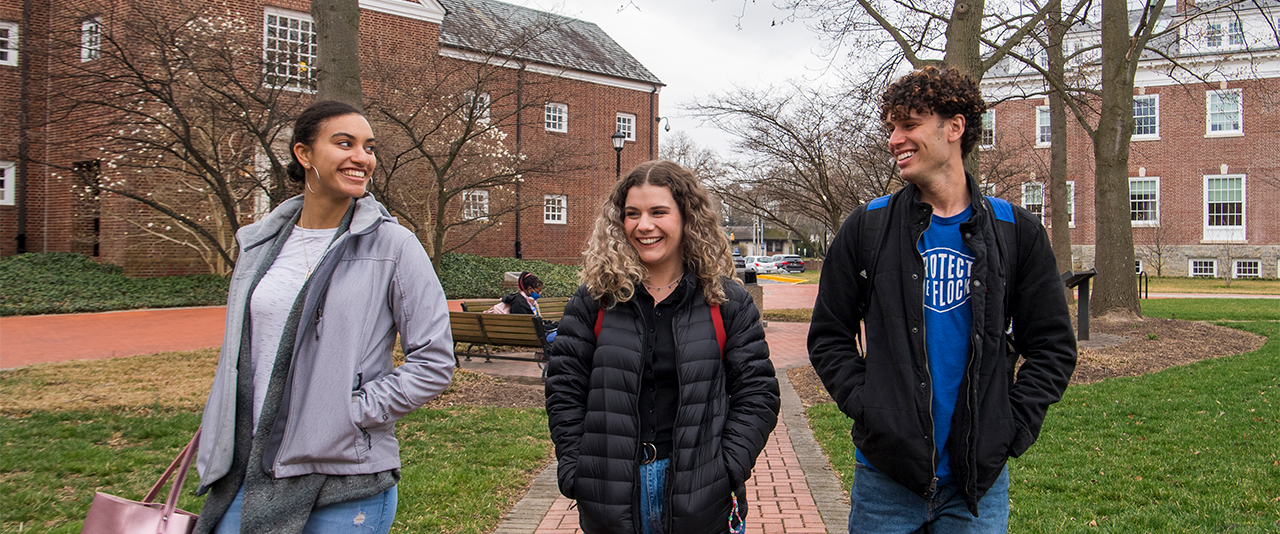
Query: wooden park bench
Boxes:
[
  {"xmin": 459, "ymin": 296, "xmax": 569, "ymax": 322},
  {"xmin": 448, "ymin": 311, "xmax": 554, "ymax": 369}
]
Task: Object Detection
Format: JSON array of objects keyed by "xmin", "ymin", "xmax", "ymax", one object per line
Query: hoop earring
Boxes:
[{"xmin": 305, "ymin": 164, "xmax": 317, "ymax": 193}]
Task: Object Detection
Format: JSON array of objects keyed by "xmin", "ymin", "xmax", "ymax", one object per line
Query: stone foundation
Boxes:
[{"xmin": 1070, "ymin": 245, "xmax": 1280, "ymax": 278}]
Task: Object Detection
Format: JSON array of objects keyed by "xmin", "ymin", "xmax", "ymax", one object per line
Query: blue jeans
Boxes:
[
  {"xmin": 639, "ymin": 458, "xmax": 669, "ymax": 534},
  {"xmin": 849, "ymin": 463, "xmax": 1009, "ymax": 534},
  {"xmin": 214, "ymin": 485, "xmax": 397, "ymax": 533}
]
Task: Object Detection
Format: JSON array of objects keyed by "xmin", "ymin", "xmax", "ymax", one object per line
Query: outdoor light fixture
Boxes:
[
  {"xmin": 611, "ymin": 131, "xmax": 626, "ymax": 178},
  {"xmin": 655, "ymin": 116, "xmax": 671, "ymax": 132}
]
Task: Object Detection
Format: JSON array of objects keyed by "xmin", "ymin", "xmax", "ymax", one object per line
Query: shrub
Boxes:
[
  {"xmin": 0, "ymin": 253, "xmax": 229, "ymax": 316},
  {"xmin": 0, "ymin": 252, "xmax": 584, "ymax": 315},
  {"xmin": 437, "ymin": 253, "xmax": 580, "ymax": 299}
]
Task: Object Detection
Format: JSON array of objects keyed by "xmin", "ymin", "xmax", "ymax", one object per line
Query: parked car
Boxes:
[
  {"xmin": 733, "ymin": 253, "xmax": 746, "ymax": 270},
  {"xmin": 744, "ymin": 256, "xmax": 779, "ymax": 274},
  {"xmin": 771, "ymin": 254, "xmax": 805, "ymax": 273}
]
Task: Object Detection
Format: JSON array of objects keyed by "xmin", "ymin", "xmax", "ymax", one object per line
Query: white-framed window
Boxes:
[
  {"xmin": 1129, "ymin": 177, "xmax": 1159, "ymax": 226},
  {"xmin": 263, "ymin": 8, "xmax": 316, "ymax": 92},
  {"xmin": 1204, "ymin": 174, "xmax": 1245, "ymax": 241},
  {"xmin": 1, "ymin": 21, "xmax": 19, "ymax": 66},
  {"xmin": 616, "ymin": 113, "xmax": 636, "ymax": 141},
  {"xmin": 543, "ymin": 194, "xmax": 566, "ymax": 224},
  {"xmin": 1190, "ymin": 259, "xmax": 1217, "ymax": 278},
  {"xmin": 979, "ymin": 181, "xmax": 996, "ymax": 196},
  {"xmin": 462, "ymin": 189, "xmax": 489, "ymax": 221},
  {"xmin": 545, "ymin": 102, "xmax": 567, "ymax": 132},
  {"xmin": 1133, "ymin": 95, "xmax": 1159, "ymax": 139},
  {"xmin": 0, "ymin": 161, "xmax": 15, "ymax": 206},
  {"xmin": 1135, "ymin": 260, "xmax": 1144, "ymax": 274},
  {"xmin": 1022, "ymin": 182, "xmax": 1044, "ymax": 224},
  {"xmin": 1233, "ymin": 259, "xmax": 1260, "ymax": 278},
  {"xmin": 1228, "ymin": 19, "xmax": 1245, "ymax": 46},
  {"xmin": 463, "ymin": 91, "xmax": 490, "ymax": 122},
  {"xmin": 1206, "ymin": 89, "xmax": 1242, "ymax": 136},
  {"xmin": 81, "ymin": 17, "xmax": 101, "ymax": 62},
  {"xmin": 1206, "ymin": 22, "xmax": 1223, "ymax": 47},
  {"xmin": 1036, "ymin": 106, "xmax": 1051, "ymax": 146},
  {"xmin": 980, "ymin": 110, "xmax": 995, "ymax": 148}
]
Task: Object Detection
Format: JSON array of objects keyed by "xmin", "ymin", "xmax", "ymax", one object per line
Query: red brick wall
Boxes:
[
  {"xmin": 986, "ymin": 77, "xmax": 1280, "ymax": 276},
  {"xmin": 7, "ymin": 0, "xmax": 656, "ymax": 274},
  {"xmin": 445, "ymin": 68, "xmax": 659, "ymax": 264}
]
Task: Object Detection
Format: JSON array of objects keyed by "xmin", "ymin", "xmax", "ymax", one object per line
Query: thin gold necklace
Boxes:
[
  {"xmin": 643, "ymin": 275, "xmax": 681, "ymax": 292},
  {"xmin": 300, "ymin": 228, "xmax": 331, "ymax": 279}
]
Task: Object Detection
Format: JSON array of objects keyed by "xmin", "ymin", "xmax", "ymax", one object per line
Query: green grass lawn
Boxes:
[
  {"xmin": 805, "ymin": 300, "xmax": 1280, "ymax": 532},
  {"xmin": 0, "ymin": 406, "xmax": 550, "ymax": 533},
  {"xmin": 1143, "ymin": 276, "xmax": 1279, "ymax": 295},
  {"xmin": 1141, "ymin": 298, "xmax": 1280, "ymax": 321}
]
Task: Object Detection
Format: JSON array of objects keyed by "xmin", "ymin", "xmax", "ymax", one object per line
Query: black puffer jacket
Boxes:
[
  {"xmin": 808, "ymin": 177, "xmax": 1076, "ymax": 515},
  {"xmin": 546, "ymin": 273, "xmax": 779, "ymax": 533}
]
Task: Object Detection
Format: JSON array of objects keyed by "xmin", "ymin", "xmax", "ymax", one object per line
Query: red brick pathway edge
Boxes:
[{"xmin": 493, "ymin": 373, "xmax": 849, "ymax": 534}]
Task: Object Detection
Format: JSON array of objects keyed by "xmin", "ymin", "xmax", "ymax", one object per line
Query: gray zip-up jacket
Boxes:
[{"xmin": 196, "ymin": 194, "xmax": 455, "ymax": 492}]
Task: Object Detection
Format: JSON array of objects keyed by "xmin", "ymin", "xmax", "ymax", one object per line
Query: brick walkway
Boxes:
[
  {"xmin": 533, "ymin": 414, "xmax": 830, "ymax": 534},
  {"xmin": 496, "ymin": 313, "xmax": 849, "ymax": 534}
]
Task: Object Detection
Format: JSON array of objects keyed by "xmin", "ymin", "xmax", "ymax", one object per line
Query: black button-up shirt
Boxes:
[{"xmin": 636, "ymin": 282, "xmax": 683, "ymax": 455}]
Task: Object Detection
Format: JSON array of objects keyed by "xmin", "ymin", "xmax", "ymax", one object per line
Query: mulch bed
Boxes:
[{"xmin": 787, "ymin": 315, "xmax": 1265, "ymax": 407}]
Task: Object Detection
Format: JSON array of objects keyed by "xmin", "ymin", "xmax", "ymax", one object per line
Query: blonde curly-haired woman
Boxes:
[{"xmin": 545, "ymin": 160, "xmax": 780, "ymax": 534}]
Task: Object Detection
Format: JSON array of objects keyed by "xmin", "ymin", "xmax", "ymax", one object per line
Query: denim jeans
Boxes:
[
  {"xmin": 214, "ymin": 484, "xmax": 398, "ymax": 534},
  {"xmin": 638, "ymin": 458, "xmax": 670, "ymax": 534},
  {"xmin": 849, "ymin": 463, "xmax": 1009, "ymax": 534}
]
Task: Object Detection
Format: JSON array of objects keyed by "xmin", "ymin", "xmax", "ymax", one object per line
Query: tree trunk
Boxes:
[
  {"xmin": 1091, "ymin": 0, "xmax": 1140, "ymax": 318},
  {"xmin": 944, "ymin": 0, "xmax": 985, "ymax": 178},
  {"xmin": 1047, "ymin": 0, "xmax": 1074, "ymax": 302},
  {"xmin": 312, "ymin": 0, "xmax": 363, "ymax": 109}
]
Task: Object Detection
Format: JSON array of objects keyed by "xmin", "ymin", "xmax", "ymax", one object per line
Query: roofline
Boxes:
[
  {"xmin": 360, "ymin": 0, "xmax": 446, "ymax": 24},
  {"xmin": 439, "ymin": 47, "xmax": 664, "ymax": 93}
]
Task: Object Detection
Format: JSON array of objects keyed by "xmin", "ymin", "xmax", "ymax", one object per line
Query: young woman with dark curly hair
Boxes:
[{"xmin": 545, "ymin": 160, "xmax": 780, "ymax": 534}]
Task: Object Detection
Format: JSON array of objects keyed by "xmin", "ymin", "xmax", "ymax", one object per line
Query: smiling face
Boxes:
[
  {"xmin": 887, "ymin": 109, "xmax": 964, "ymax": 188},
  {"xmin": 294, "ymin": 113, "xmax": 377, "ymax": 200},
  {"xmin": 623, "ymin": 184, "xmax": 685, "ymax": 275}
]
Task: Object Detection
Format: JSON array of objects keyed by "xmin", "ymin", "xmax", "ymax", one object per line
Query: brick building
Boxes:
[
  {"xmin": 980, "ymin": 0, "xmax": 1280, "ymax": 278},
  {"xmin": 1, "ymin": 0, "xmax": 663, "ymax": 274}
]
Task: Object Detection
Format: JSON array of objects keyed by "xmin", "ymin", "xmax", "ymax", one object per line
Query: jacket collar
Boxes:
[
  {"xmin": 239, "ymin": 193, "xmax": 393, "ymax": 252},
  {"xmin": 900, "ymin": 172, "xmax": 990, "ymax": 226}
]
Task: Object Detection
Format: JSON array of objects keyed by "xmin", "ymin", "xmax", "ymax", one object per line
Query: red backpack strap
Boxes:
[
  {"xmin": 594, "ymin": 307, "xmax": 605, "ymax": 339},
  {"xmin": 711, "ymin": 304, "xmax": 726, "ymax": 358}
]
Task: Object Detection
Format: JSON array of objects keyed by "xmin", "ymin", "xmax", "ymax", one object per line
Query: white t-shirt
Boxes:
[{"xmin": 248, "ymin": 225, "xmax": 338, "ymax": 430}]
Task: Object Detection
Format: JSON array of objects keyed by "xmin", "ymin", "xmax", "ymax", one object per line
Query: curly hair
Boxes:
[
  {"xmin": 580, "ymin": 160, "xmax": 738, "ymax": 307},
  {"xmin": 880, "ymin": 66, "xmax": 987, "ymax": 157}
]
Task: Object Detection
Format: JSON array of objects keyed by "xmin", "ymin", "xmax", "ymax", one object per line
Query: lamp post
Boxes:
[{"xmin": 611, "ymin": 131, "xmax": 626, "ymax": 178}]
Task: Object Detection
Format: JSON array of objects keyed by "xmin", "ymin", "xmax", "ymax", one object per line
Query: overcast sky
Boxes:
[{"xmin": 516, "ymin": 0, "xmax": 842, "ymax": 156}]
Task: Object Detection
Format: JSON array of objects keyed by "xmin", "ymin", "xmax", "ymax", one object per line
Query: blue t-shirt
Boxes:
[{"xmin": 855, "ymin": 205, "xmax": 973, "ymax": 487}]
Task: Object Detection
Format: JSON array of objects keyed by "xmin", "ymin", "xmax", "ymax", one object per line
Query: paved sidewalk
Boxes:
[
  {"xmin": 0, "ymin": 306, "xmax": 227, "ymax": 369},
  {"xmin": 498, "ymin": 367, "xmax": 847, "ymax": 534},
  {"xmin": 491, "ymin": 321, "xmax": 848, "ymax": 534}
]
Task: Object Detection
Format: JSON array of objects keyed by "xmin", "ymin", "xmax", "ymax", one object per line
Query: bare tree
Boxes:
[
  {"xmin": 1134, "ymin": 223, "xmax": 1169, "ymax": 277},
  {"xmin": 688, "ymin": 81, "xmax": 901, "ymax": 255},
  {"xmin": 658, "ymin": 130, "xmax": 727, "ymax": 185},
  {"xmin": 47, "ymin": 0, "xmax": 308, "ymax": 273},
  {"xmin": 363, "ymin": 19, "xmax": 593, "ymax": 266}
]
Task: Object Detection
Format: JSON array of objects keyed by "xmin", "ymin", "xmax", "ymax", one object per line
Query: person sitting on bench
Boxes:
[{"xmin": 489, "ymin": 271, "xmax": 559, "ymax": 342}]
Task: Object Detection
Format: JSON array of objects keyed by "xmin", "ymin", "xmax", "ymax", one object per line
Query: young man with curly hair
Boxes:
[{"xmin": 808, "ymin": 66, "xmax": 1077, "ymax": 532}]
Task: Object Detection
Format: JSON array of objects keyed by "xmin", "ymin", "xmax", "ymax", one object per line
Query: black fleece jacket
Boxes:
[
  {"xmin": 546, "ymin": 274, "xmax": 779, "ymax": 533},
  {"xmin": 807, "ymin": 177, "xmax": 1077, "ymax": 515}
]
